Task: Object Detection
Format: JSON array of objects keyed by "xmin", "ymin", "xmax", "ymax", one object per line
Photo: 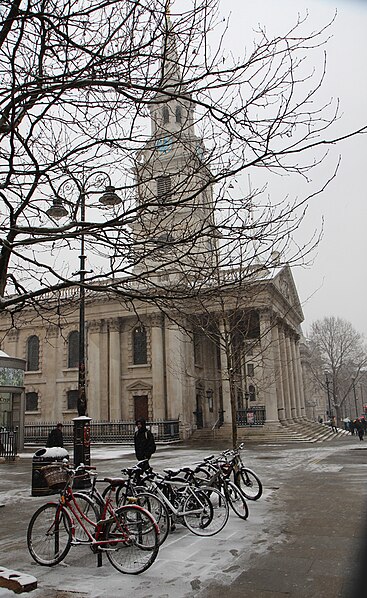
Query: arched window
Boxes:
[
  {"xmin": 249, "ymin": 384, "xmax": 256, "ymax": 402},
  {"xmin": 162, "ymin": 106, "xmax": 169, "ymax": 124},
  {"xmin": 27, "ymin": 335, "xmax": 39, "ymax": 371},
  {"xmin": 26, "ymin": 392, "xmax": 39, "ymax": 411},
  {"xmin": 68, "ymin": 330, "xmax": 79, "ymax": 368},
  {"xmin": 175, "ymin": 105, "xmax": 182, "ymax": 123},
  {"xmin": 133, "ymin": 326, "xmax": 147, "ymax": 365}
]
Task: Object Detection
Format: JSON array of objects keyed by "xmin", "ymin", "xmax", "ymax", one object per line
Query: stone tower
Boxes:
[{"xmin": 132, "ymin": 17, "xmax": 219, "ymax": 282}]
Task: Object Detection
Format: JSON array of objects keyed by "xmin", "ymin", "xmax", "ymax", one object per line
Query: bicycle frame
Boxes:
[
  {"xmin": 53, "ymin": 483, "xmax": 135, "ymax": 550},
  {"xmin": 145, "ymin": 478, "xmax": 209, "ymax": 518}
]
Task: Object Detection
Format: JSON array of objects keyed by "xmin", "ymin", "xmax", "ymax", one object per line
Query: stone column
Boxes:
[
  {"xmin": 165, "ymin": 320, "xmax": 191, "ymax": 423},
  {"xmin": 45, "ymin": 325, "xmax": 60, "ymax": 421},
  {"xmin": 108, "ymin": 318, "xmax": 121, "ymax": 421},
  {"xmin": 290, "ymin": 336, "xmax": 302, "ymax": 419},
  {"xmin": 295, "ymin": 338, "xmax": 307, "ymax": 419},
  {"xmin": 259, "ymin": 309, "xmax": 279, "ymax": 424},
  {"xmin": 150, "ymin": 313, "xmax": 166, "ymax": 420},
  {"xmin": 272, "ymin": 322, "xmax": 286, "ymax": 422},
  {"xmin": 279, "ymin": 325, "xmax": 292, "ymax": 421},
  {"xmin": 88, "ymin": 320, "xmax": 102, "ymax": 420},
  {"xmin": 285, "ymin": 332, "xmax": 298, "ymax": 421}
]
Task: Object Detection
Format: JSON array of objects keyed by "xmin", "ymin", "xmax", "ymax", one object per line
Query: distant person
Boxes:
[
  {"xmin": 355, "ymin": 419, "xmax": 364, "ymax": 442},
  {"xmin": 46, "ymin": 423, "xmax": 64, "ymax": 448},
  {"xmin": 343, "ymin": 417, "xmax": 351, "ymax": 432},
  {"xmin": 318, "ymin": 416, "xmax": 323, "ymax": 424},
  {"xmin": 331, "ymin": 416, "xmax": 337, "ymax": 433},
  {"xmin": 134, "ymin": 418, "xmax": 156, "ymax": 462}
]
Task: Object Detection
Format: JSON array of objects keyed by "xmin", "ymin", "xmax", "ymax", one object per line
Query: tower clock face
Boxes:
[{"xmin": 155, "ymin": 136, "xmax": 173, "ymax": 153}]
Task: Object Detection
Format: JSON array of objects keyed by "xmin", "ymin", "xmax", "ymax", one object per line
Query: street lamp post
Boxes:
[
  {"xmin": 325, "ymin": 371, "xmax": 332, "ymax": 419},
  {"xmin": 352, "ymin": 378, "xmax": 358, "ymax": 419},
  {"xmin": 47, "ymin": 173, "xmax": 121, "ymax": 466}
]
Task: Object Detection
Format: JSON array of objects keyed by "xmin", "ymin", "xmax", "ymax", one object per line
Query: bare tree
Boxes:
[
  {"xmin": 308, "ymin": 316, "xmax": 367, "ymax": 423},
  {"xmin": 0, "ymin": 0, "xmax": 365, "ymax": 324}
]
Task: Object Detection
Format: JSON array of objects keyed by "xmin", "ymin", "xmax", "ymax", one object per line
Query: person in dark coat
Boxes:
[
  {"xmin": 134, "ymin": 418, "xmax": 156, "ymax": 462},
  {"xmin": 46, "ymin": 423, "xmax": 64, "ymax": 447}
]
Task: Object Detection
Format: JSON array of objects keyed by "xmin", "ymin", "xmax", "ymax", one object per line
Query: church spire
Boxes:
[{"xmin": 161, "ymin": 1, "xmax": 181, "ymax": 89}]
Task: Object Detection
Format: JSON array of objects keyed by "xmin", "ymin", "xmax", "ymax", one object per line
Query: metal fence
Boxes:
[
  {"xmin": 0, "ymin": 427, "xmax": 18, "ymax": 460},
  {"xmin": 236, "ymin": 406, "xmax": 266, "ymax": 426},
  {"xmin": 24, "ymin": 419, "xmax": 181, "ymax": 445}
]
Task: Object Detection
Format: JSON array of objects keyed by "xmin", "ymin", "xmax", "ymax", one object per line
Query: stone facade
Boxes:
[{"xmin": 0, "ymin": 19, "xmax": 312, "ymax": 439}]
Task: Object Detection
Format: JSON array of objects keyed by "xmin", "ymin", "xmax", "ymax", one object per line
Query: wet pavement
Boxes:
[{"xmin": 1, "ymin": 437, "xmax": 366, "ymax": 598}]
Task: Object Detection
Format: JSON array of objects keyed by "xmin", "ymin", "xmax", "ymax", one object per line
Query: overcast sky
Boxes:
[{"xmin": 215, "ymin": 0, "xmax": 367, "ymax": 338}]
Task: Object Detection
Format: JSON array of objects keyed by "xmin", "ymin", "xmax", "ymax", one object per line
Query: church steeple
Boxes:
[{"xmin": 132, "ymin": 7, "xmax": 218, "ymax": 281}]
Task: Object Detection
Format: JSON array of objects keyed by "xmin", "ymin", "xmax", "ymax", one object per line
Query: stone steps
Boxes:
[{"xmin": 189, "ymin": 422, "xmax": 351, "ymax": 444}]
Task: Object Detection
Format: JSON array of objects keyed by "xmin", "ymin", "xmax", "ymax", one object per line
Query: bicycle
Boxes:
[
  {"xmin": 75, "ymin": 462, "xmax": 170, "ymax": 547},
  {"xmin": 176, "ymin": 462, "xmax": 249, "ymax": 520},
  {"xmin": 138, "ymin": 469, "xmax": 229, "ymax": 536},
  {"xmin": 27, "ymin": 463, "xmax": 159, "ymax": 574},
  {"xmin": 225, "ymin": 443, "xmax": 263, "ymax": 501},
  {"xmin": 195, "ymin": 446, "xmax": 263, "ymax": 501}
]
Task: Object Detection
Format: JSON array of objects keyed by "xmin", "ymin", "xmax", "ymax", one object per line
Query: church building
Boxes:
[{"xmin": 0, "ymin": 19, "xmax": 309, "ymax": 441}]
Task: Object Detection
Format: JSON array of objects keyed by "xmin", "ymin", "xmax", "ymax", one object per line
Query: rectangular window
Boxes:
[
  {"xmin": 25, "ymin": 392, "xmax": 38, "ymax": 411},
  {"xmin": 133, "ymin": 327, "xmax": 147, "ymax": 365},
  {"xmin": 247, "ymin": 363, "xmax": 254, "ymax": 377},
  {"xmin": 193, "ymin": 331, "xmax": 202, "ymax": 366},
  {"xmin": 67, "ymin": 390, "xmax": 78, "ymax": 411}
]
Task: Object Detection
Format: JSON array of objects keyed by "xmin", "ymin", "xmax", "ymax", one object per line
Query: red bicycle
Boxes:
[{"xmin": 27, "ymin": 463, "xmax": 159, "ymax": 575}]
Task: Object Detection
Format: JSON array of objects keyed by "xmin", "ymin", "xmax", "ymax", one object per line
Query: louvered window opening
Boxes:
[{"xmin": 157, "ymin": 176, "xmax": 172, "ymax": 202}]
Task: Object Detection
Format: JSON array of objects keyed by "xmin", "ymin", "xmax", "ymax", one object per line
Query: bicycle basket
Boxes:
[
  {"xmin": 220, "ymin": 462, "xmax": 232, "ymax": 477},
  {"xmin": 73, "ymin": 471, "xmax": 92, "ymax": 490},
  {"xmin": 42, "ymin": 465, "xmax": 69, "ymax": 489}
]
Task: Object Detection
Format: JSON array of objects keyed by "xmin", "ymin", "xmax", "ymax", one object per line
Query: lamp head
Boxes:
[
  {"xmin": 46, "ymin": 197, "xmax": 68, "ymax": 220},
  {"xmin": 99, "ymin": 185, "xmax": 121, "ymax": 206}
]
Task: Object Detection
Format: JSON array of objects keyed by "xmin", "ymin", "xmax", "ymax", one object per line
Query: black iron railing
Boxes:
[
  {"xmin": 24, "ymin": 419, "xmax": 180, "ymax": 445},
  {"xmin": 236, "ymin": 406, "xmax": 266, "ymax": 426},
  {"xmin": 0, "ymin": 427, "xmax": 18, "ymax": 460}
]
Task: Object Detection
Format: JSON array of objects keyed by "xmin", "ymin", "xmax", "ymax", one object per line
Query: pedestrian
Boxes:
[
  {"xmin": 355, "ymin": 419, "xmax": 364, "ymax": 441},
  {"xmin": 343, "ymin": 417, "xmax": 351, "ymax": 432},
  {"xmin": 134, "ymin": 418, "xmax": 156, "ymax": 463},
  {"xmin": 46, "ymin": 423, "xmax": 64, "ymax": 447},
  {"xmin": 331, "ymin": 415, "xmax": 337, "ymax": 433},
  {"xmin": 350, "ymin": 420, "xmax": 355, "ymax": 435}
]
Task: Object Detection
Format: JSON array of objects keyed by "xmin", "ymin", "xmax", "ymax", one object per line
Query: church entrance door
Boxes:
[
  {"xmin": 134, "ymin": 395, "xmax": 148, "ymax": 421},
  {"xmin": 194, "ymin": 391, "xmax": 204, "ymax": 429}
]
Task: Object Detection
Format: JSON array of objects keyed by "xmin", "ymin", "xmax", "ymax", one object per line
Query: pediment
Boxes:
[
  {"xmin": 126, "ymin": 380, "xmax": 152, "ymax": 391},
  {"xmin": 272, "ymin": 265, "xmax": 304, "ymax": 320}
]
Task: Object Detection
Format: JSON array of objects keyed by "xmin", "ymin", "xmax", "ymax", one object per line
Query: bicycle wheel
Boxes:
[
  {"xmin": 183, "ymin": 486, "xmax": 228, "ymax": 536},
  {"xmin": 73, "ymin": 493, "xmax": 100, "ymax": 542},
  {"xmin": 200, "ymin": 486, "xmax": 229, "ymax": 534},
  {"xmin": 236, "ymin": 468, "xmax": 263, "ymax": 501},
  {"xmin": 27, "ymin": 503, "xmax": 72, "ymax": 566},
  {"xmin": 104, "ymin": 505, "xmax": 159, "ymax": 574},
  {"xmin": 134, "ymin": 491, "xmax": 170, "ymax": 546},
  {"xmin": 226, "ymin": 480, "xmax": 249, "ymax": 520}
]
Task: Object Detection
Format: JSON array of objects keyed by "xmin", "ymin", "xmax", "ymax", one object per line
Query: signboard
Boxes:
[{"xmin": 246, "ymin": 411, "xmax": 255, "ymax": 425}]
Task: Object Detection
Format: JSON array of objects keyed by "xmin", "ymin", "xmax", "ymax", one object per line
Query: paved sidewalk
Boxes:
[{"xmin": 1, "ymin": 438, "xmax": 366, "ymax": 597}]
